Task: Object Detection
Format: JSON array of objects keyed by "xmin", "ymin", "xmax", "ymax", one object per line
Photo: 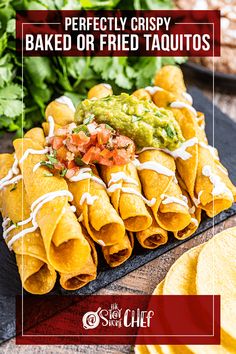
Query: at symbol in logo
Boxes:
[{"xmin": 82, "ymin": 307, "xmax": 101, "ymax": 329}]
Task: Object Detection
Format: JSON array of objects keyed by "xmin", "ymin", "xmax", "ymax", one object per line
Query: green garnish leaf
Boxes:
[
  {"xmin": 60, "ymin": 168, "xmax": 68, "ymax": 177},
  {"xmin": 44, "ymin": 172, "xmax": 53, "ymax": 177},
  {"xmin": 83, "ymin": 114, "xmax": 95, "ymax": 125},
  {"xmin": 46, "ymin": 154, "xmax": 58, "ymax": 164},
  {"xmin": 40, "ymin": 161, "xmax": 54, "ymax": 169},
  {"xmin": 73, "ymin": 124, "xmax": 90, "ymax": 136},
  {"xmin": 131, "ymin": 115, "xmax": 142, "ymax": 123},
  {"xmin": 74, "ymin": 156, "xmax": 85, "ymax": 166},
  {"xmin": 105, "ymin": 123, "xmax": 114, "ymax": 131}
]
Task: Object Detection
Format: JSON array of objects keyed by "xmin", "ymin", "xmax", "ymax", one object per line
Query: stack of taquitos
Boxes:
[{"xmin": 151, "ymin": 65, "xmax": 236, "ymax": 218}]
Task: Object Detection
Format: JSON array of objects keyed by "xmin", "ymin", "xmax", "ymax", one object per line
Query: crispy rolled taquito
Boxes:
[
  {"xmin": 102, "ymin": 232, "xmax": 134, "ymax": 268},
  {"xmin": 137, "ymin": 150, "xmax": 191, "ymax": 232},
  {"xmin": 67, "ymin": 165, "xmax": 126, "ymax": 246},
  {"xmin": 0, "ymin": 154, "xmax": 56, "ymax": 294},
  {"xmin": 60, "ymin": 234, "xmax": 97, "ymax": 290},
  {"xmin": 153, "ymin": 66, "xmax": 236, "ymax": 216},
  {"xmin": 13, "ymin": 131, "xmax": 91, "ymax": 274},
  {"xmin": 174, "ymin": 175, "xmax": 201, "ymax": 240},
  {"xmin": 43, "ymin": 110, "xmax": 125, "ymax": 247},
  {"xmin": 100, "ymin": 163, "xmax": 153, "ymax": 232},
  {"xmin": 136, "ymin": 219, "xmax": 168, "ymax": 249}
]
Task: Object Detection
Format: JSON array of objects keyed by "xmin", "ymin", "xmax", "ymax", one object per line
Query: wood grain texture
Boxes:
[{"xmin": 1, "ymin": 80, "xmax": 236, "ymax": 353}]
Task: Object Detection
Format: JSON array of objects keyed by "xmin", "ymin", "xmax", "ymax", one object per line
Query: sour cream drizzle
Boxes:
[
  {"xmin": 46, "ymin": 115, "xmax": 55, "ymax": 141},
  {"xmin": 170, "ymin": 101, "xmax": 197, "ymax": 116},
  {"xmin": 182, "ymin": 92, "xmax": 193, "ymax": 105},
  {"xmin": 0, "ymin": 175, "xmax": 22, "ymax": 190},
  {"xmin": 102, "ymin": 83, "xmax": 112, "ymax": 90},
  {"xmin": 202, "ymin": 165, "xmax": 233, "ymax": 198},
  {"xmin": 69, "ymin": 168, "xmax": 106, "ymax": 188},
  {"xmin": 80, "ymin": 193, "xmax": 98, "ymax": 206},
  {"xmin": 108, "ymin": 172, "xmax": 138, "ymax": 187},
  {"xmin": 55, "ymin": 95, "xmax": 75, "ymax": 112},
  {"xmin": 199, "ymin": 141, "xmax": 219, "ymax": 160},
  {"xmin": 193, "ymin": 191, "xmax": 203, "ymax": 206},
  {"xmin": 0, "ymin": 154, "xmax": 20, "ymax": 189},
  {"xmin": 160, "ymin": 194, "xmax": 188, "ymax": 208},
  {"xmin": 190, "ymin": 218, "xmax": 199, "ymax": 226},
  {"xmin": 107, "ymin": 183, "xmax": 156, "ymax": 207},
  {"xmin": 4, "ymin": 190, "xmax": 73, "ymax": 250},
  {"xmin": 144, "ymin": 86, "xmax": 164, "ymax": 95},
  {"xmin": 19, "ymin": 148, "xmax": 49, "ymax": 165},
  {"xmin": 135, "ymin": 160, "xmax": 174, "ymax": 177},
  {"xmin": 162, "ymin": 137, "xmax": 198, "ymax": 160}
]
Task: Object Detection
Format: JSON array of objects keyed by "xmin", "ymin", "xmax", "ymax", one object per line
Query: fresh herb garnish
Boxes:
[
  {"xmin": 131, "ymin": 115, "xmax": 142, "ymax": 123},
  {"xmin": 40, "ymin": 161, "xmax": 54, "ymax": 169},
  {"xmin": 105, "ymin": 124, "xmax": 115, "ymax": 131},
  {"xmin": 74, "ymin": 156, "xmax": 85, "ymax": 166},
  {"xmin": 10, "ymin": 183, "xmax": 17, "ymax": 192},
  {"xmin": 44, "ymin": 172, "xmax": 53, "ymax": 177},
  {"xmin": 46, "ymin": 153, "xmax": 58, "ymax": 165},
  {"xmin": 60, "ymin": 168, "xmax": 68, "ymax": 177},
  {"xmin": 83, "ymin": 114, "xmax": 95, "ymax": 125},
  {"xmin": 73, "ymin": 124, "xmax": 90, "ymax": 136}
]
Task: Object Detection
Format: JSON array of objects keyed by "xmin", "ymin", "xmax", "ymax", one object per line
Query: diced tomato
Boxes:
[
  {"xmin": 71, "ymin": 131, "xmax": 90, "ymax": 145},
  {"xmin": 97, "ymin": 125, "xmax": 111, "ymax": 145},
  {"xmin": 56, "ymin": 146, "xmax": 68, "ymax": 161},
  {"xmin": 51, "ymin": 136, "xmax": 64, "ymax": 150},
  {"xmin": 54, "ymin": 161, "xmax": 65, "ymax": 171},
  {"xmin": 65, "ymin": 167, "xmax": 79, "ymax": 179},
  {"xmin": 82, "ymin": 146, "xmax": 101, "ymax": 164},
  {"xmin": 67, "ymin": 160, "xmax": 76, "ymax": 169},
  {"xmin": 112, "ymin": 149, "xmax": 131, "ymax": 165}
]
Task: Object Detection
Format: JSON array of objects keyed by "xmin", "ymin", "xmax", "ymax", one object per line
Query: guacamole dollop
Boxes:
[{"xmin": 75, "ymin": 93, "xmax": 184, "ymax": 150}]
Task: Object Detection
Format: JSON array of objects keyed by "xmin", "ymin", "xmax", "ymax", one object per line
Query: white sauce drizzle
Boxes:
[
  {"xmin": 33, "ymin": 162, "xmax": 43, "ymax": 173},
  {"xmin": 55, "ymin": 95, "xmax": 75, "ymax": 112},
  {"xmin": 193, "ymin": 191, "xmax": 203, "ymax": 206},
  {"xmin": 160, "ymin": 194, "xmax": 188, "ymax": 208},
  {"xmin": 107, "ymin": 183, "xmax": 156, "ymax": 207},
  {"xmin": 144, "ymin": 86, "xmax": 164, "ymax": 95},
  {"xmin": 4, "ymin": 190, "xmax": 73, "ymax": 250},
  {"xmin": 79, "ymin": 193, "xmax": 98, "ymax": 206},
  {"xmin": 69, "ymin": 168, "xmax": 106, "ymax": 188},
  {"xmin": 199, "ymin": 142, "xmax": 219, "ymax": 160},
  {"xmin": 108, "ymin": 172, "xmax": 138, "ymax": 187},
  {"xmin": 136, "ymin": 147, "xmax": 157, "ymax": 154},
  {"xmin": 190, "ymin": 218, "xmax": 199, "ymax": 226},
  {"xmin": 2, "ymin": 217, "xmax": 10, "ymax": 228},
  {"xmin": 202, "ymin": 165, "xmax": 233, "ymax": 198},
  {"xmin": 0, "ymin": 154, "xmax": 19, "ymax": 189},
  {"xmin": 216, "ymin": 164, "xmax": 228, "ymax": 176},
  {"xmin": 0, "ymin": 175, "xmax": 22, "ymax": 190},
  {"xmin": 19, "ymin": 148, "xmax": 49, "ymax": 165},
  {"xmin": 136, "ymin": 161, "xmax": 175, "ymax": 177},
  {"xmin": 170, "ymin": 101, "xmax": 197, "ymax": 116},
  {"xmin": 46, "ymin": 115, "xmax": 55, "ymax": 141},
  {"xmin": 102, "ymin": 83, "xmax": 112, "ymax": 90},
  {"xmin": 162, "ymin": 137, "xmax": 198, "ymax": 161},
  {"xmin": 189, "ymin": 205, "xmax": 196, "ymax": 214},
  {"xmin": 70, "ymin": 205, "xmax": 76, "ymax": 213},
  {"xmin": 182, "ymin": 92, "xmax": 193, "ymax": 105},
  {"xmin": 97, "ymin": 239, "xmax": 106, "ymax": 246}
]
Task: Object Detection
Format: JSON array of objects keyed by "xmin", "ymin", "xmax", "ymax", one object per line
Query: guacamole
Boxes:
[{"xmin": 75, "ymin": 93, "xmax": 184, "ymax": 150}]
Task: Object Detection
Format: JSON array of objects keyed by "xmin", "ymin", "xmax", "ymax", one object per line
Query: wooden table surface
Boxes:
[{"xmin": 1, "ymin": 73, "xmax": 236, "ymax": 354}]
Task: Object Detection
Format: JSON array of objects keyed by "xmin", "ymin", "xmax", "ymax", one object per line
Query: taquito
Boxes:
[
  {"xmin": 100, "ymin": 163, "xmax": 152, "ymax": 232},
  {"xmin": 137, "ymin": 150, "xmax": 191, "ymax": 232},
  {"xmin": 60, "ymin": 234, "xmax": 97, "ymax": 290},
  {"xmin": 102, "ymin": 232, "xmax": 134, "ymax": 268},
  {"xmin": 0, "ymin": 154, "xmax": 56, "ymax": 294},
  {"xmin": 136, "ymin": 219, "xmax": 168, "ymax": 249},
  {"xmin": 13, "ymin": 131, "xmax": 91, "ymax": 274}
]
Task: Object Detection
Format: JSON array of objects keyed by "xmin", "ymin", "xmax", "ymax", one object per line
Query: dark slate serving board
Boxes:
[{"xmin": 0, "ymin": 87, "xmax": 236, "ymax": 343}]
